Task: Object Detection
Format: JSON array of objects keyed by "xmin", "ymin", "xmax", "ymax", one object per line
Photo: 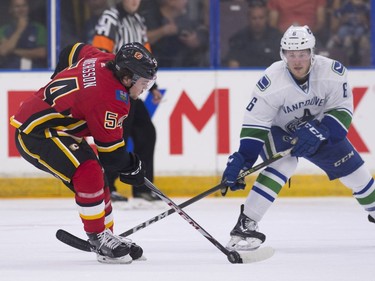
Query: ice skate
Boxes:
[
  {"xmin": 226, "ymin": 205, "xmax": 266, "ymax": 251},
  {"xmin": 110, "ymin": 191, "xmax": 133, "ymax": 210},
  {"xmin": 119, "ymin": 236, "xmax": 146, "ymax": 261},
  {"xmin": 87, "ymin": 229, "xmax": 134, "ymax": 264},
  {"xmin": 369, "ymin": 215, "xmax": 375, "ymax": 224},
  {"xmin": 110, "ymin": 191, "xmax": 128, "ymax": 202},
  {"xmin": 134, "ymin": 191, "xmax": 161, "ymax": 202},
  {"xmin": 131, "ymin": 191, "xmax": 165, "ymax": 209}
]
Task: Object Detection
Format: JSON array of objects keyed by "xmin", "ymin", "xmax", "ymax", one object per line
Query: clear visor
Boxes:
[{"xmin": 131, "ymin": 74, "xmax": 157, "ymax": 94}]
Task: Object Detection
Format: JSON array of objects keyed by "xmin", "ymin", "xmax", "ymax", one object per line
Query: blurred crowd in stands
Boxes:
[
  {"xmin": 0, "ymin": 0, "xmax": 372, "ymax": 69},
  {"xmin": 222, "ymin": 0, "xmax": 371, "ymax": 67}
]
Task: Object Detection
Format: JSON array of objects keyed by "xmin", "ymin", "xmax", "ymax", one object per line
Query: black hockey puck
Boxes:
[{"xmin": 227, "ymin": 251, "xmax": 242, "ymax": 264}]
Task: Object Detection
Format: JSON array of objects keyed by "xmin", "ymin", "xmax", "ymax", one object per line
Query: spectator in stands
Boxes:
[
  {"xmin": 0, "ymin": 0, "xmax": 47, "ymax": 69},
  {"xmin": 224, "ymin": 0, "xmax": 282, "ymax": 67},
  {"xmin": 141, "ymin": 0, "xmax": 209, "ymax": 67},
  {"xmin": 267, "ymin": 0, "xmax": 326, "ymax": 44},
  {"xmin": 59, "ymin": 1, "xmax": 79, "ymax": 48},
  {"xmin": 186, "ymin": 0, "xmax": 210, "ymax": 29},
  {"xmin": 82, "ymin": 0, "xmax": 110, "ymax": 44},
  {"xmin": 327, "ymin": 0, "xmax": 370, "ymax": 66}
]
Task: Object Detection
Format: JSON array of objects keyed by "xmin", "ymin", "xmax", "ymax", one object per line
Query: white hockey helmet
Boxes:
[
  {"xmin": 280, "ymin": 25, "xmax": 316, "ymax": 51},
  {"xmin": 280, "ymin": 25, "xmax": 316, "ymax": 73}
]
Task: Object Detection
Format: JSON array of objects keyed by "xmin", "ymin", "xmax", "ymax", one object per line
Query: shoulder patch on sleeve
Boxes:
[
  {"xmin": 331, "ymin": 61, "xmax": 345, "ymax": 76},
  {"xmin": 256, "ymin": 75, "xmax": 271, "ymax": 92},
  {"xmin": 115, "ymin": 90, "xmax": 129, "ymax": 104}
]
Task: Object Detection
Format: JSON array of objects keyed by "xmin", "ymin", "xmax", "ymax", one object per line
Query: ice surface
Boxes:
[{"xmin": 1, "ymin": 197, "xmax": 374, "ymax": 281}]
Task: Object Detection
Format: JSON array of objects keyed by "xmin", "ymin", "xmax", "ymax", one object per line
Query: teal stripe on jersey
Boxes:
[
  {"xmin": 325, "ymin": 109, "xmax": 352, "ymax": 130},
  {"xmin": 240, "ymin": 127, "xmax": 268, "ymax": 142},
  {"xmin": 263, "ymin": 139, "xmax": 273, "ymax": 158}
]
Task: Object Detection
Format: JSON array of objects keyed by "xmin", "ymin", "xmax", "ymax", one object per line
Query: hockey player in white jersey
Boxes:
[{"xmin": 222, "ymin": 25, "xmax": 375, "ymax": 251}]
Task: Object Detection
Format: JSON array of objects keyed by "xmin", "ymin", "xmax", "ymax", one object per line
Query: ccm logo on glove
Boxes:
[
  {"xmin": 291, "ymin": 120, "xmax": 330, "ymax": 157},
  {"xmin": 304, "ymin": 122, "xmax": 327, "ymax": 141}
]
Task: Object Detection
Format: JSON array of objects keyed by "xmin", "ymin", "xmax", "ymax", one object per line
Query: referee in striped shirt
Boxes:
[{"xmin": 92, "ymin": 0, "xmax": 163, "ymax": 202}]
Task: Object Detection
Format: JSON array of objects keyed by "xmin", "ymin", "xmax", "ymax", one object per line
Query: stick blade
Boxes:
[
  {"xmin": 56, "ymin": 229, "xmax": 92, "ymax": 252},
  {"xmin": 238, "ymin": 246, "xmax": 275, "ymax": 263}
]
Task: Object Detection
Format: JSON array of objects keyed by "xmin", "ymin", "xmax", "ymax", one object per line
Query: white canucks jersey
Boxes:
[{"xmin": 241, "ymin": 55, "xmax": 353, "ymax": 142}]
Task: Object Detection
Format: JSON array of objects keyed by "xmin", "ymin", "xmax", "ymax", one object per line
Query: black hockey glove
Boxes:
[
  {"xmin": 221, "ymin": 152, "xmax": 247, "ymax": 196},
  {"xmin": 291, "ymin": 120, "xmax": 329, "ymax": 157},
  {"xmin": 119, "ymin": 153, "xmax": 145, "ymax": 187}
]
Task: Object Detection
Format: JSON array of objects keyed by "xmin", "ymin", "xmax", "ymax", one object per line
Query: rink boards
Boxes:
[
  {"xmin": 1, "ymin": 69, "xmax": 374, "ymax": 197},
  {"xmin": 0, "ymin": 175, "xmax": 353, "ymax": 198}
]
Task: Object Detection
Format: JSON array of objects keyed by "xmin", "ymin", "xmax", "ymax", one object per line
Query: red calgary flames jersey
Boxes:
[{"xmin": 10, "ymin": 44, "xmax": 130, "ymax": 153}]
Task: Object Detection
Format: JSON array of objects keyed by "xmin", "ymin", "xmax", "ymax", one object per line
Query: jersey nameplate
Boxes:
[{"xmin": 256, "ymin": 75, "xmax": 271, "ymax": 92}]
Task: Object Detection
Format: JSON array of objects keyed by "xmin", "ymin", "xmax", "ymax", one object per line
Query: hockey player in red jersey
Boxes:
[{"xmin": 10, "ymin": 42, "xmax": 158, "ymax": 264}]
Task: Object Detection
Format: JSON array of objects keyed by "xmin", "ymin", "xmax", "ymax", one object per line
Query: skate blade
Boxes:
[
  {"xmin": 226, "ymin": 236, "xmax": 262, "ymax": 251},
  {"xmin": 96, "ymin": 254, "xmax": 133, "ymax": 264}
]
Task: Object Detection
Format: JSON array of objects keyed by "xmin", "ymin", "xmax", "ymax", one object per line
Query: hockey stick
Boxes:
[
  {"xmin": 122, "ymin": 146, "xmax": 292, "ymax": 236},
  {"xmin": 142, "ymin": 178, "xmax": 274, "ymax": 263},
  {"xmin": 56, "ymin": 148, "xmax": 291, "ymax": 257}
]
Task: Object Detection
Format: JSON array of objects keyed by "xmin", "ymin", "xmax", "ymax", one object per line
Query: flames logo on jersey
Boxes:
[{"xmin": 134, "ymin": 51, "xmax": 143, "ymax": 60}]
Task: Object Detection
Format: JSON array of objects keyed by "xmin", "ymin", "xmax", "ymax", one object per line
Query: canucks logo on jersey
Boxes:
[
  {"xmin": 332, "ymin": 61, "xmax": 345, "ymax": 76},
  {"xmin": 256, "ymin": 75, "xmax": 271, "ymax": 92},
  {"xmin": 285, "ymin": 109, "xmax": 314, "ymax": 133}
]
